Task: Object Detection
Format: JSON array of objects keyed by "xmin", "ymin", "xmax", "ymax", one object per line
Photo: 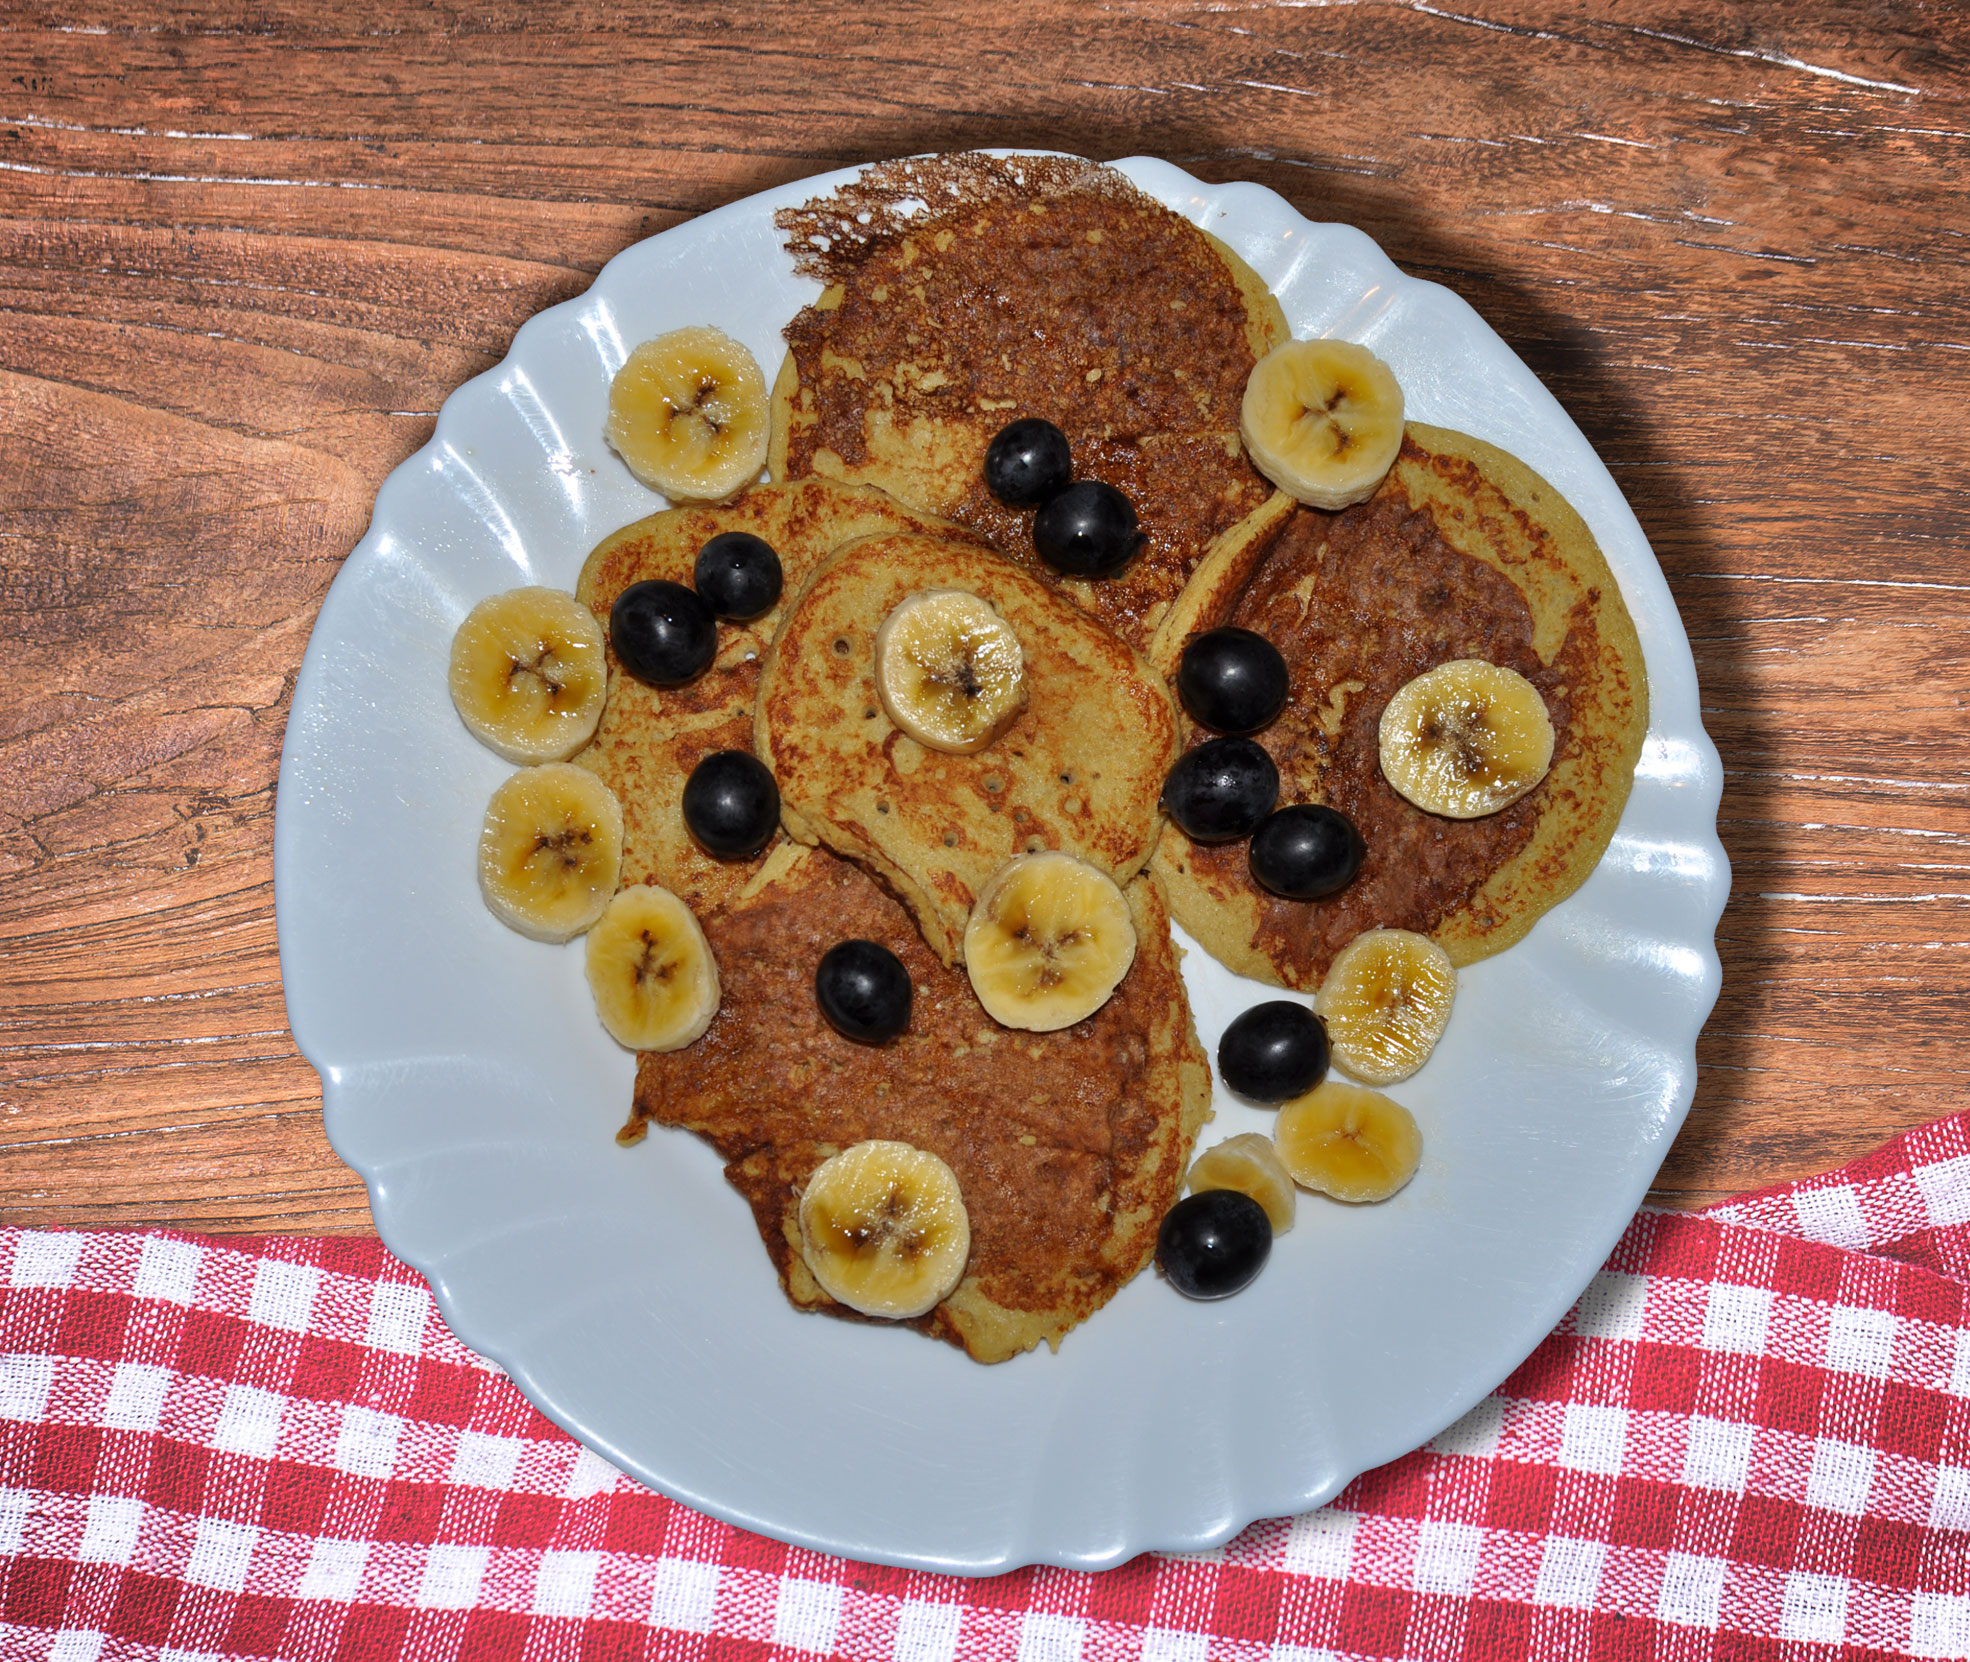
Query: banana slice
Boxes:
[
  {"xmin": 478, "ymin": 763, "xmax": 624, "ymax": 942},
  {"xmin": 964, "ymin": 852, "xmax": 1137, "ymax": 1031},
  {"xmin": 584, "ymin": 883, "xmax": 720, "ymax": 1051},
  {"xmin": 798, "ymin": 1140, "xmax": 971, "ymax": 1319},
  {"xmin": 1380, "ymin": 659, "xmax": 1555, "ymax": 819},
  {"xmin": 1240, "ymin": 338, "xmax": 1404, "ymax": 510},
  {"xmin": 606, "ymin": 325, "xmax": 769, "ymax": 502},
  {"xmin": 1188, "ymin": 1133, "xmax": 1296, "ymax": 1233},
  {"xmin": 448, "ymin": 587, "xmax": 607, "ymax": 764},
  {"xmin": 875, "ymin": 589, "xmax": 1027, "ymax": 755},
  {"xmin": 1315, "ymin": 929, "xmax": 1456, "ymax": 1084},
  {"xmin": 1274, "ymin": 1081, "xmax": 1422, "ymax": 1203}
]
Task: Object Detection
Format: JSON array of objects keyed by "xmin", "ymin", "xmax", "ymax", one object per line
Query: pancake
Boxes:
[
  {"xmin": 625, "ymin": 844, "xmax": 1212, "ymax": 1364},
  {"xmin": 768, "ymin": 152, "xmax": 1291, "ymax": 652},
  {"xmin": 572, "ymin": 479, "xmax": 949, "ymax": 920},
  {"xmin": 755, "ymin": 528, "xmax": 1179, "ymax": 966},
  {"xmin": 1153, "ymin": 424, "xmax": 1649, "ymax": 988}
]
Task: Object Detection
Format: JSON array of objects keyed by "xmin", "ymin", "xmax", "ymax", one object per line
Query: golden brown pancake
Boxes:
[
  {"xmin": 755, "ymin": 529, "xmax": 1179, "ymax": 966},
  {"xmin": 768, "ymin": 152, "xmax": 1291, "ymax": 652},
  {"xmin": 1153, "ymin": 424, "xmax": 1649, "ymax": 988},
  {"xmin": 625, "ymin": 844, "xmax": 1212, "ymax": 1364},
  {"xmin": 572, "ymin": 479, "xmax": 949, "ymax": 919}
]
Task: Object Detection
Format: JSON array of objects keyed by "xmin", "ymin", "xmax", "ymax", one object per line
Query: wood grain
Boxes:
[{"xmin": 2, "ymin": 2, "xmax": 1966, "ymax": 1231}]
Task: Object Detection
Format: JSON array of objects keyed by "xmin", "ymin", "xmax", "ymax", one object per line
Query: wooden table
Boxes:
[{"xmin": 2, "ymin": 3, "xmax": 1963, "ymax": 1231}]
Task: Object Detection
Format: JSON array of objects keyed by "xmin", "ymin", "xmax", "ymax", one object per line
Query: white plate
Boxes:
[{"xmin": 274, "ymin": 155, "xmax": 1728, "ymax": 1575}]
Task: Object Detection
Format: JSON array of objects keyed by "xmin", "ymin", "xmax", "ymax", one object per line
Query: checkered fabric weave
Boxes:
[{"xmin": 6, "ymin": 1118, "xmax": 1970, "ymax": 1661}]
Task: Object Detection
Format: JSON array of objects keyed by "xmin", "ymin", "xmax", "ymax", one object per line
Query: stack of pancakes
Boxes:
[{"xmin": 576, "ymin": 154, "xmax": 1647, "ymax": 1364}]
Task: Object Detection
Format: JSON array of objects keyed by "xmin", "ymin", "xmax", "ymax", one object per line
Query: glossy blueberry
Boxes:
[
  {"xmin": 1176, "ymin": 627, "xmax": 1290, "ymax": 735},
  {"xmin": 1157, "ymin": 1190, "xmax": 1271, "ymax": 1300},
  {"xmin": 1032, "ymin": 480, "xmax": 1143, "ymax": 578},
  {"xmin": 611, "ymin": 579, "xmax": 715, "ymax": 687},
  {"xmin": 984, "ymin": 418, "xmax": 1073, "ymax": 507},
  {"xmin": 681, "ymin": 750, "xmax": 780, "ymax": 859},
  {"xmin": 1162, "ymin": 737, "xmax": 1280, "ymax": 844},
  {"xmin": 815, "ymin": 939, "xmax": 913, "ymax": 1043},
  {"xmin": 694, "ymin": 531, "xmax": 783, "ymax": 621},
  {"xmin": 1219, "ymin": 1001, "xmax": 1329, "ymax": 1103},
  {"xmin": 1248, "ymin": 804, "xmax": 1366, "ymax": 900}
]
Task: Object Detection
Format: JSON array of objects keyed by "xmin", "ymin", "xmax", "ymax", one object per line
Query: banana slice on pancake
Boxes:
[
  {"xmin": 875, "ymin": 589, "xmax": 1027, "ymax": 754},
  {"xmin": 585, "ymin": 883, "xmax": 720, "ymax": 1051},
  {"xmin": 1379, "ymin": 659, "xmax": 1555, "ymax": 819},
  {"xmin": 799, "ymin": 1140, "xmax": 971, "ymax": 1319},
  {"xmin": 449, "ymin": 587, "xmax": 607, "ymax": 763},
  {"xmin": 478, "ymin": 763, "xmax": 623, "ymax": 941},
  {"xmin": 1315, "ymin": 928, "xmax": 1456, "ymax": 1084},
  {"xmin": 1240, "ymin": 339, "xmax": 1404, "ymax": 510},
  {"xmin": 964, "ymin": 852, "xmax": 1137, "ymax": 1031},
  {"xmin": 606, "ymin": 326, "xmax": 769, "ymax": 502},
  {"xmin": 1274, "ymin": 1081, "xmax": 1422, "ymax": 1203}
]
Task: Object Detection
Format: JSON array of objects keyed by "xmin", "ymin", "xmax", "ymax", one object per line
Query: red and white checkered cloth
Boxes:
[{"xmin": 6, "ymin": 1119, "xmax": 1970, "ymax": 1661}]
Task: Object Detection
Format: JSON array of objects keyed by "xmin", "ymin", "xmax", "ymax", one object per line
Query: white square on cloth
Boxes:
[
  {"xmin": 101, "ymin": 1363, "xmax": 171, "ymax": 1433},
  {"xmin": 532, "ymin": 1549, "xmax": 601, "ymax": 1618},
  {"xmin": 1805, "ymin": 1438, "xmax": 1875, "ymax": 1515},
  {"xmin": 1702, "ymin": 1283, "xmax": 1772, "ymax": 1354},
  {"xmin": 1683, "ymin": 1417, "xmax": 1755, "ymax": 1492},
  {"xmin": 212, "ymin": 1384, "xmax": 285, "ymax": 1461},
  {"xmin": 1017, "ymin": 1611, "xmax": 1084, "ymax": 1662},
  {"xmin": 1781, "ymin": 1571, "xmax": 1848, "ymax": 1644},
  {"xmin": 1412, "ymin": 1519, "xmax": 1485, "ymax": 1596},
  {"xmin": 184, "ymin": 1517, "xmax": 258, "ymax": 1594},
  {"xmin": 1825, "ymin": 1305, "xmax": 1897, "ymax": 1378},
  {"xmin": 11, "ymin": 1234, "xmax": 83, "ymax": 1288},
  {"xmin": 416, "ymin": 1543, "xmax": 485, "ymax": 1611},
  {"xmin": 650, "ymin": 1558, "xmax": 719, "ymax": 1633},
  {"xmin": 133, "ymin": 1237, "xmax": 201, "ymax": 1305},
  {"xmin": 248, "ymin": 1260, "xmax": 319, "ymax": 1332},
  {"xmin": 772, "ymin": 1578, "xmax": 844, "ymax": 1655},
  {"xmin": 1533, "ymin": 1537, "xmax": 1606, "ymax": 1609},
  {"xmin": 76, "ymin": 1495, "xmax": 144, "ymax": 1566},
  {"xmin": 893, "ymin": 1600, "xmax": 962, "ymax": 1662},
  {"xmin": 1657, "ymin": 1552, "xmax": 1726, "ymax": 1629}
]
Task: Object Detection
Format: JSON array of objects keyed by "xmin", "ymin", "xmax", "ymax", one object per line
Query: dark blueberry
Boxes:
[
  {"xmin": 1219, "ymin": 1001, "xmax": 1329, "ymax": 1103},
  {"xmin": 815, "ymin": 939, "xmax": 913, "ymax": 1043},
  {"xmin": 694, "ymin": 531, "xmax": 783, "ymax": 621},
  {"xmin": 1161, "ymin": 737, "xmax": 1280, "ymax": 844},
  {"xmin": 1177, "ymin": 627, "xmax": 1290, "ymax": 735},
  {"xmin": 1157, "ymin": 1190, "xmax": 1271, "ymax": 1300},
  {"xmin": 984, "ymin": 418, "xmax": 1073, "ymax": 507},
  {"xmin": 1032, "ymin": 480, "xmax": 1143, "ymax": 578},
  {"xmin": 611, "ymin": 579, "xmax": 715, "ymax": 687},
  {"xmin": 1249, "ymin": 804, "xmax": 1366, "ymax": 900},
  {"xmin": 681, "ymin": 750, "xmax": 780, "ymax": 859}
]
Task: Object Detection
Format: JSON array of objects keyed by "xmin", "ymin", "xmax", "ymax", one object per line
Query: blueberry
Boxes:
[
  {"xmin": 1219, "ymin": 1001, "xmax": 1329, "ymax": 1102},
  {"xmin": 1176, "ymin": 627, "xmax": 1289, "ymax": 735},
  {"xmin": 815, "ymin": 940, "xmax": 913, "ymax": 1043},
  {"xmin": 611, "ymin": 579, "xmax": 715, "ymax": 687},
  {"xmin": 1157, "ymin": 1190, "xmax": 1271, "ymax": 1299},
  {"xmin": 984, "ymin": 418, "xmax": 1073, "ymax": 507},
  {"xmin": 694, "ymin": 532, "xmax": 783, "ymax": 621},
  {"xmin": 1249, "ymin": 804, "xmax": 1366, "ymax": 900},
  {"xmin": 682, "ymin": 750, "xmax": 780, "ymax": 859},
  {"xmin": 1032, "ymin": 480, "xmax": 1143, "ymax": 578},
  {"xmin": 1161, "ymin": 737, "xmax": 1280, "ymax": 844}
]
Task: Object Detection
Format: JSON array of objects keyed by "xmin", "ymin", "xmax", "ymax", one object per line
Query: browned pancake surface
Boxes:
[
  {"xmin": 628, "ymin": 846, "xmax": 1211, "ymax": 1364},
  {"xmin": 771, "ymin": 153, "xmax": 1285, "ymax": 651},
  {"xmin": 1155, "ymin": 426, "xmax": 1648, "ymax": 987}
]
